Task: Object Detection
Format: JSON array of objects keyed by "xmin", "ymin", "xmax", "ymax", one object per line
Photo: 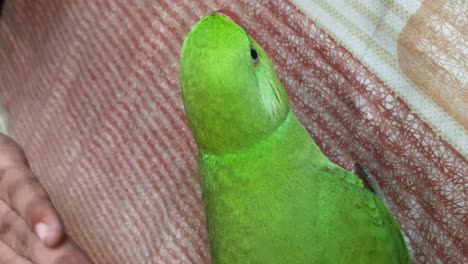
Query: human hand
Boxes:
[{"xmin": 0, "ymin": 133, "xmax": 93, "ymax": 263}]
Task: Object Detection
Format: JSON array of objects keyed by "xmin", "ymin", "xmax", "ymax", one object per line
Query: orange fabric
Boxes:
[{"xmin": 399, "ymin": 0, "xmax": 468, "ymax": 128}]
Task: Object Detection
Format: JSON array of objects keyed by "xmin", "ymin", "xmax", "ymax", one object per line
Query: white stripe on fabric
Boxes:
[{"xmin": 290, "ymin": 0, "xmax": 468, "ymax": 156}]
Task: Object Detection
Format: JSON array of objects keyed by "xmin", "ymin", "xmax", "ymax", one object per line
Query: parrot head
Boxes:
[{"xmin": 179, "ymin": 11, "xmax": 290, "ymax": 154}]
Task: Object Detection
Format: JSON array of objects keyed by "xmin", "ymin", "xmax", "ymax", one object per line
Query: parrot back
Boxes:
[{"xmin": 199, "ymin": 112, "xmax": 409, "ymax": 264}]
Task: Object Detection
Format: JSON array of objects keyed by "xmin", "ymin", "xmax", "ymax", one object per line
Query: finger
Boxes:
[
  {"xmin": 0, "ymin": 134, "xmax": 29, "ymax": 169},
  {"xmin": 0, "ymin": 198, "xmax": 42, "ymax": 258},
  {"xmin": 0, "ymin": 166, "xmax": 65, "ymax": 247},
  {"xmin": 0, "ymin": 200, "xmax": 93, "ymax": 264},
  {"xmin": 0, "ymin": 240, "xmax": 32, "ymax": 264},
  {"xmin": 33, "ymin": 237, "xmax": 94, "ymax": 264},
  {"xmin": 0, "ymin": 134, "xmax": 64, "ymax": 247}
]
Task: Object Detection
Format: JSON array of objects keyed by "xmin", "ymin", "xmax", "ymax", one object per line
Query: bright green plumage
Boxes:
[{"xmin": 179, "ymin": 12, "xmax": 409, "ymax": 264}]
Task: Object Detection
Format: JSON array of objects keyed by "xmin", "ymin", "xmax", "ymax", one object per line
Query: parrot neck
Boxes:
[
  {"xmin": 197, "ymin": 108, "xmax": 291, "ymax": 156},
  {"xmin": 199, "ymin": 109, "xmax": 328, "ymax": 163}
]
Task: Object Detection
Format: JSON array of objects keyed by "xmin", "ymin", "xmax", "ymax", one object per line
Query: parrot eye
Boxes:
[{"xmin": 250, "ymin": 46, "xmax": 259, "ymax": 64}]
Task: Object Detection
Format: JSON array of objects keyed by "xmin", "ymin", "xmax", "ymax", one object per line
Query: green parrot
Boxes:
[{"xmin": 179, "ymin": 10, "xmax": 410, "ymax": 264}]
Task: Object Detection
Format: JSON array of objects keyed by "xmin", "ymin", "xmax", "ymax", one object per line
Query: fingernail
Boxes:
[{"xmin": 35, "ymin": 222, "xmax": 49, "ymax": 242}]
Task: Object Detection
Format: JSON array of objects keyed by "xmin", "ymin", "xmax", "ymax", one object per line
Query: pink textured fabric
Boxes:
[{"xmin": 0, "ymin": 1, "xmax": 466, "ymax": 263}]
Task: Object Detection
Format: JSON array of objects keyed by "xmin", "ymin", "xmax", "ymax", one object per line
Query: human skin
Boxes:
[{"xmin": 0, "ymin": 133, "xmax": 93, "ymax": 264}]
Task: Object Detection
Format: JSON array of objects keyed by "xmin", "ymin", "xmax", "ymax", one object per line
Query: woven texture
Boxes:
[{"xmin": 0, "ymin": 1, "xmax": 466, "ymax": 263}]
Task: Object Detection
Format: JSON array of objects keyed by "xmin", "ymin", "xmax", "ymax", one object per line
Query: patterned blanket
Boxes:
[{"xmin": 0, "ymin": 1, "xmax": 466, "ymax": 263}]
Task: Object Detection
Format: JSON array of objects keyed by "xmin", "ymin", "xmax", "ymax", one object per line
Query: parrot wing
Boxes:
[
  {"xmin": 318, "ymin": 165, "xmax": 410, "ymax": 262},
  {"xmin": 322, "ymin": 164, "xmax": 365, "ymax": 188}
]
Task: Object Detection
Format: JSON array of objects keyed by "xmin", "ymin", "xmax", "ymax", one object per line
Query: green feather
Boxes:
[{"xmin": 180, "ymin": 12, "xmax": 409, "ymax": 264}]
